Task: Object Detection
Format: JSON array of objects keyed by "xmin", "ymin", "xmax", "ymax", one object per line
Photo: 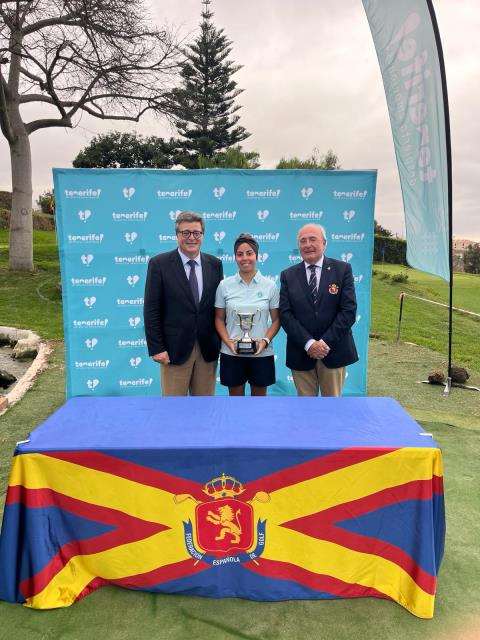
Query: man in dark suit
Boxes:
[
  {"xmin": 144, "ymin": 211, "xmax": 223, "ymax": 395},
  {"xmin": 279, "ymin": 224, "xmax": 358, "ymax": 397}
]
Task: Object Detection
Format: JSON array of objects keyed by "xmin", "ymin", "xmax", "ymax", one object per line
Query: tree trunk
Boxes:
[{"xmin": 9, "ymin": 126, "xmax": 33, "ymax": 272}]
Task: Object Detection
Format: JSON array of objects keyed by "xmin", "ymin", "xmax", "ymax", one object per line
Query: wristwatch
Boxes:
[{"xmin": 262, "ymin": 337, "xmax": 271, "ymax": 346}]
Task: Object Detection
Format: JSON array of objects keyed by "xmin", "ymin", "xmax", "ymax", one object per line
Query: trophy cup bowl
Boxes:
[{"xmin": 234, "ymin": 310, "xmax": 259, "ymax": 355}]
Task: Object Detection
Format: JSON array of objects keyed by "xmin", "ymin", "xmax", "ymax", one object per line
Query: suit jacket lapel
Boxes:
[
  {"xmin": 170, "ymin": 250, "xmax": 196, "ymax": 308},
  {"xmin": 316, "ymin": 257, "xmax": 331, "ymax": 307},
  {"xmin": 199, "ymin": 253, "xmax": 210, "ymax": 306}
]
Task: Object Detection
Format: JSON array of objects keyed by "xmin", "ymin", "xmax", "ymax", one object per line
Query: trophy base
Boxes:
[{"xmin": 236, "ymin": 340, "xmax": 257, "ymax": 355}]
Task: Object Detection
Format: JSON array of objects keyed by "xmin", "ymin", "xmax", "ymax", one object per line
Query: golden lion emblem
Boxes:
[{"xmin": 206, "ymin": 505, "xmax": 242, "ymax": 544}]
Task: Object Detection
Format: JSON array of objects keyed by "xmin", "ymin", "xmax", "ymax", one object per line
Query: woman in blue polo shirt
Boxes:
[{"xmin": 214, "ymin": 233, "xmax": 280, "ymax": 396}]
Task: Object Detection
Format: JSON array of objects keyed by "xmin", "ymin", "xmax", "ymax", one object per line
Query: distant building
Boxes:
[{"xmin": 452, "ymin": 238, "xmax": 476, "ymax": 272}]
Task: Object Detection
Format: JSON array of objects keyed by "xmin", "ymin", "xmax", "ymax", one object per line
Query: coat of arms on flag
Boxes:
[{"xmin": 175, "ymin": 474, "xmax": 268, "ymax": 565}]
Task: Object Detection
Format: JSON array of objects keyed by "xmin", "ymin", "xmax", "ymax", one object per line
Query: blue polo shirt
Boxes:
[{"xmin": 215, "ymin": 270, "xmax": 279, "ymax": 358}]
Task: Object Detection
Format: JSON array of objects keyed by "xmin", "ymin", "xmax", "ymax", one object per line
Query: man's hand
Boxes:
[
  {"xmin": 307, "ymin": 340, "xmax": 330, "ymax": 359},
  {"xmin": 152, "ymin": 351, "xmax": 170, "ymax": 365}
]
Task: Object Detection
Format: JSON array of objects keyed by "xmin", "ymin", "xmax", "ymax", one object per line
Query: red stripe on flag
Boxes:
[
  {"xmin": 246, "ymin": 557, "xmax": 391, "ymax": 601},
  {"xmin": 243, "ymin": 448, "xmax": 398, "ymax": 499},
  {"xmin": 9, "ymin": 486, "xmax": 168, "ymax": 600},
  {"xmin": 44, "ymin": 451, "xmax": 204, "ymax": 500},
  {"xmin": 74, "ymin": 559, "xmax": 210, "ymax": 603},
  {"xmin": 282, "ymin": 478, "xmax": 441, "ymax": 594}
]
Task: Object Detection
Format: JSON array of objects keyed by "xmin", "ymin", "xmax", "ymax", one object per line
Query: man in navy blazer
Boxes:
[
  {"xmin": 144, "ymin": 211, "xmax": 223, "ymax": 395},
  {"xmin": 279, "ymin": 224, "xmax": 358, "ymax": 397}
]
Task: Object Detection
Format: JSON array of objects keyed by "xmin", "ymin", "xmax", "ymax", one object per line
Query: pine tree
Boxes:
[{"xmin": 168, "ymin": 0, "xmax": 250, "ymax": 157}]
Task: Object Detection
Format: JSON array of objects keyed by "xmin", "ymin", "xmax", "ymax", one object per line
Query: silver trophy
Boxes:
[{"xmin": 234, "ymin": 310, "xmax": 260, "ymax": 355}]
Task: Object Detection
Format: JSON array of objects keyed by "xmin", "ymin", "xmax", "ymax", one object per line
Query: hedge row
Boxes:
[
  {"xmin": 0, "ymin": 209, "xmax": 55, "ymax": 231},
  {"xmin": 373, "ymin": 235, "xmax": 407, "ymax": 265}
]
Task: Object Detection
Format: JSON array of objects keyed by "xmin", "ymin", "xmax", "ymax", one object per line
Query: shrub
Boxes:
[{"xmin": 391, "ymin": 272, "xmax": 409, "ymax": 284}]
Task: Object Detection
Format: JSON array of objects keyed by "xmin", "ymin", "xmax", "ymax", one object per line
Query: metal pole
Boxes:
[
  {"xmin": 426, "ymin": 0, "xmax": 453, "ymax": 396},
  {"xmin": 396, "ymin": 292, "xmax": 405, "ymax": 342}
]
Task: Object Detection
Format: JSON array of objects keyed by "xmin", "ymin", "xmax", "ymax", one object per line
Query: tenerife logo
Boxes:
[
  {"xmin": 341, "ymin": 252, "xmax": 353, "ymax": 263},
  {"xmin": 252, "ymin": 232, "xmax": 279, "ymax": 243},
  {"xmin": 124, "ymin": 231, "xmax": 138, "ymax": 244},
  {"xmin": 257, "ymin": 209, "xmax": 269, "ymax": 222},
  {"xmin": 159, "ymin": 234, "xmax": 177, "ymax": 242},
  {"xmin": 114, "ymin": 255, "xmax": 150, "ymax": 264},
  {"xmin": 129, "ymin": 356, "xmax": 142, "ymax": 368},
  {"xmin": 119, "ymin": 377, "xmax": 153, "ymax": 388},
  {"xmin": 117, "ymin": 338, "xmax": 147, "ymax": 348},
  {"xmin": 176, "ymin": 474, "xmax": 268, "ymax": 565},
  {"xmin": 128, "ymin": 316, "xmax": 142, "ymax": 328},
  {"xmin": 214, "ymin": 231, "xmax": 226, "ymax": 243},
  {"xmin": 117, "ymin": 297, "xmax": 144, "ymax": 306},
  {"xmin": 80, "ymin": 254, "xmax": 94, "ymax": 266},
  {"xmin": 288, "ymin": 252, "xmax": 302, "ymax": 263},
  {"xmin": 112, "ymin": 211, "xmax": 148, "ymax": 222},
  {"xmin": 343, "ymin": 210, "xmax": 356, "ymax": 222},
  {"xmin": 65, "ymin": 188, "xmax": 101, "ymax": 199},
  {"xmin": 122, "ymin": 187, "xmax": 135, "ymax": 200},
  {"xmin": 246, "ymin": 189, "xmax": 280, "ymax": 199},
  {"xmin": 157, "ymin": 188, "xmax": 192, "ymax": 199},
  {"xmin": 85, "ymin": 338, "xmax": 98, "ymax": 350},
  {"xmin": 86, "ymin": 379, "xmax": 99, "ymax": 390},
  {"xmin": 127, "ymin": 275, "xmax": 140, "ymax": 287},
  {"xmin": 84, "ymin": 296, "xmax": 97, "ymax": 308},
  {"xmin": 71, "ymin": 276, "xmax": 106, "ymax": 287},
  {"xmin": 73, "ymin": 318, "xmax": 108, "ymax": 329},
  {"xmin": 78, "ymin": 210, "xmax": 92, "ymax": 222},
  {"xmin": 333, "ymin": 190, "xmax": 368, "ymax": 200},
  {"xmin": 213, "ymin": 186, "xmax": 226, "ymax": 199},
  {"xmin": 331, "ymin": 232, "xmax": 365, "ymax": 242},
  {"xmin": 68, "ymin": 233, "xmax": 104, "ymax": 244},
  {"xmin": 258, "ymin": 252, "xmax": 269, "ymax": 264},
  {"xmin": 75, "ymin": 359, "xmax": 109, "ymax": 369},
  {"xmin": 289, "ymin": 210, "xmax": 323, "ymax": 220},
  {"xmin": 169, "ymin": 210, "xmax": 182, "ymax": 221},
  {"xmin": 354, "ymin": 274, "xmax": 364, "ymax": 284},
  {"xmin": 203, "ymin": 211, "xmax": 236, "ymax": 221},
  {"xmin": 301, "ymin": 187, "xmax": 314, "ymax": 200}
]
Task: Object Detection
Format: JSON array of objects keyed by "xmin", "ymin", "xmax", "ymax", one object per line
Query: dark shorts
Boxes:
[{"xmin": 219, "ymin": 353, "xmax": 276, "ymax": 388}]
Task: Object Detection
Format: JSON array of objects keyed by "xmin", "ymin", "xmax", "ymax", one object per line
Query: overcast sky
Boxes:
[{"xmin": 1, "ymin": 0, "xmax": 479, "ymax": 240}]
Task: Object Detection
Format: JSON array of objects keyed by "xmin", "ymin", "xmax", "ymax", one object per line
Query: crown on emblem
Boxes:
[{"xmin": 202, "ymin": 473, "xmax": 245, "ymax": 499}]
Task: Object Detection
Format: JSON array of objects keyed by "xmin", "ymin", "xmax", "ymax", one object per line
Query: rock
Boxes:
[
  {"xmin": 0, "ymin": 368, "xmax": 17, "ymax": 389},
  {"xmin": 12, "ymin": 337, "xmax": 39, "ymax": 360},
  {"xmin": 451, "ymin": 366, "xmax": 470, "ymax": 384},
  {"xmin": 428, "ymin": 370, "xmax": 445, "ymax": 385}
]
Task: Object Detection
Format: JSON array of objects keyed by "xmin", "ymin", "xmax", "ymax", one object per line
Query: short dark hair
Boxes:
[
  {"xmin": 234, "ymin": 233, "xmax": 259, "ymax": 257},
  {"xmin": 175, "ymin": 211, "xmax": 205, "ymax": 233}
]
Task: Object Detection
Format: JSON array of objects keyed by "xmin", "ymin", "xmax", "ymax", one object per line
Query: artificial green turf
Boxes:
[{"xmin": 0, "ymin": 345, "xmax": 479, "ymax": 640}]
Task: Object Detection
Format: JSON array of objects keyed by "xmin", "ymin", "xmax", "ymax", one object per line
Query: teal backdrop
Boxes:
[{"xmin": 53, "ymin": 169, "xmax": 377, "ymax": 397}]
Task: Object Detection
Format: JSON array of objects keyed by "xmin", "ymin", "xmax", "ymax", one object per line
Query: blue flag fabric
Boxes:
[{"xmin": 363, "ymin": 0, "xmax": 450, "ymax": 281}]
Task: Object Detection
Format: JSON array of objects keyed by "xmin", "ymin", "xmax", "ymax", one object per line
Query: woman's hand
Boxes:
[
  {"xmin": 227, "ymin": 339, "xmax": 238, "ymax": 354},
  {"xmin": 255, "ymin": 339, "xmax": 267, "ymax": 355}
]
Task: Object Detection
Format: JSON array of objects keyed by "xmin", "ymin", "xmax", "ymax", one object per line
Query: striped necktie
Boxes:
[
  {"xmin": 308, "ymin": 264, "xmax": 318, "ymax": 305},
  {"xmin": 187, "ymin": 259, "xmax": 200, "ymax": 307}
]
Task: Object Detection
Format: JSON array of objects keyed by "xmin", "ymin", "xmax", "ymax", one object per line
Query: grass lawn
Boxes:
[
  {"xmin": 0, "ymin": 230, "xmax": 63, "ymax": 339},
  {"xmin": 371, "ymin": 264, "xmax": 480, "ymax": 369}
]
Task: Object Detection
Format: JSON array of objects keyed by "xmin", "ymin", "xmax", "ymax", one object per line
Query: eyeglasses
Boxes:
[{"xmin": 178, "ymin": 230, "xmax": 203, "ymax": 239}]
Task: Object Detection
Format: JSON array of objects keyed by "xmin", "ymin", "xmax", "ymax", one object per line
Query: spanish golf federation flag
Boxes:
[{"xmin": 0, "ymin": 446, "xmax": 444, "ymax": 617}]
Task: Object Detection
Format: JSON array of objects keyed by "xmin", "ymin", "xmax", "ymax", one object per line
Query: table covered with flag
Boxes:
[{"xmin": 0, "ymin": 396, "xmax": 445, "ymax": 617}]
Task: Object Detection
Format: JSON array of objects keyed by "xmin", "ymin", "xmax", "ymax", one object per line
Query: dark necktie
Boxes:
[
  {"xmin": 308, "ymin": 264, "xmax": 318, "ymax": 305},
  {"xmin": 187, "ymin": 259, "xmax": 200, "ymax": 307}
]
